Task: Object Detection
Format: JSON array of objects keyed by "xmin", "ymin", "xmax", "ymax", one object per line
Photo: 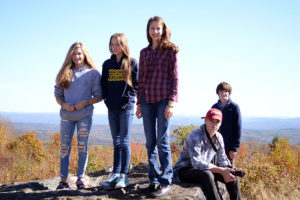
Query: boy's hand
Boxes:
[
  {"xmin": 221, "ymin": 168, "xmax": 236, "ymax": 183},
  {"xmin": 229, "ymin": 151, "xmax": 237, "ymax": 160}
]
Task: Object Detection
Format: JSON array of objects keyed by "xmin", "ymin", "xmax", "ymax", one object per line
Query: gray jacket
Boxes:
[
  {"xmin": 174, "ymin": 124, "xmax": 229, "ymax": 172},
  {"xmin": 54, "ymin": 65, "xmax": 102, "ymax": 121}
]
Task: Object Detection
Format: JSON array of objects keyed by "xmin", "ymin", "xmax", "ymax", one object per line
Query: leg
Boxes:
[
  {"xmin": 214, "ymin": 173, "xmax": 242, "ymax": 200},
  {"xmin": 76, "ymin": 116, "xmax": 92, "ymax": 178},
  {"xmin": 108, "ymin": 110, "xmax": 121, "ymax": 174},
  {"xmin": 156, "ymin": 98, "xmax": 173, "ymax": 186},
  {"xmin": 119, "ymin": 109, "xmax": 134, "ymax": 174},
  {"xmin": 59, "ymin": 119, "xmax": 76, "ymax": 180},
  {"xmin": 141, "ymin": 95, "xmax": 160, "ymax": 184},
  {"xmin": 178, "ymin": 168, "xmax": 221, "ymax": 200}
]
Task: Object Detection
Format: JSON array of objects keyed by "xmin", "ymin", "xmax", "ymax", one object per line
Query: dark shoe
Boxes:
[
  {"xmin": 76, "ymin": 179, "xmax": 85, "ymax": 189},
  {"xmin": 56, "ymin": 181, "xmax": 70, "ymax": 190},
  {"xmin": 147, "ymin": 183, "xmax": 160, "ymax": 193},
  {"xmin": 151, "ymin": 185, "xmax": 172, "ymax": 197}
]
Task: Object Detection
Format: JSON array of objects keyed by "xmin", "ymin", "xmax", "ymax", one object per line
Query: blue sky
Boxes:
[{"xmin": 0, "ymin": 0, "xmax": 299, "ymax": 117}]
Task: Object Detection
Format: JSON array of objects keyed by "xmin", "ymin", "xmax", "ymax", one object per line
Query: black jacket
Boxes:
[
  {"xmin": 212, "ymin": 99, "xmax": 242, "ymax": 152},
  {"xmin": 101, "ymin": 55, "xmax": 138, "ymax": 110}
]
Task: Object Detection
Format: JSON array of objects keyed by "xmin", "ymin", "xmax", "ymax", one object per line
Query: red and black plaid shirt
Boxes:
[{"xmin": 137, "ymin": 45, "xmax": 178, "ymax": 104}]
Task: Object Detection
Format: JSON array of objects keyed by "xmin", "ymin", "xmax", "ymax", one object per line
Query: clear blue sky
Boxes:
[{"xmin": 0, "ymin": 0, "xmax": 299, "ymax": 117}]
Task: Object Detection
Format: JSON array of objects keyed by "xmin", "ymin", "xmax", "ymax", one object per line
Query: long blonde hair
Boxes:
[
  {"xmin": 109, "ymin": 33, "xmax": 132, "ymax": 87},
  {"xmin": 56, "ymin": 42, "xmax": 97, "ymax": 89},
  {"xmin": 146, "ymin": 16, "xmax": 179, "ymax": 53}
]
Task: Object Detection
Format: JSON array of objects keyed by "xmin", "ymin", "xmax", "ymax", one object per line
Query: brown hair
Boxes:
[
  {"xmin": 146, "ymin": 16, "xmax": 179, "ymax": 53},
  {"xmin": 216, "ymin": 82, "xmax": 232, "ymax": 95},
  {"xmin": 109, "ymin": 33, "xmax": 133, "ymax": 87},
  {"xmin": 56, "ymin": 42, "xmax": 97, "ymax": 89}
]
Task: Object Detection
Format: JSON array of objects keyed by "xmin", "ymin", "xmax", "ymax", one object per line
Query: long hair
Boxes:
[
  {"xmin": 56, "ymin": 42, "xmax": 97, "ymax": 89},
  {"xmin": 146, "ymin": 16, "xmax": 179, "ymax": 53},
  {"xmin": 109, "ymin": 33, "xmax": 132, "ymax": 87}
]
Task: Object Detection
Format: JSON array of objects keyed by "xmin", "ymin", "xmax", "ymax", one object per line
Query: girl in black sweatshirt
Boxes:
[{"xmin": 100, "ymin": 33, "xmax": 138, "ymax": 188}]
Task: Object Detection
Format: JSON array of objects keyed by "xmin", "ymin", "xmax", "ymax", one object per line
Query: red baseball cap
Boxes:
[{"xmin": 201, "ymin": 108, "xmax": 222, "ymax": 122}]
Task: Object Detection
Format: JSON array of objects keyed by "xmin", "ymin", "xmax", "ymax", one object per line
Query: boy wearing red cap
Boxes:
[
  {"xmin": 212, "ymin": 82, "xmax": 242, "ymax": 164},
  {"xmin": 173, "ymin": 108, "xmax": 241, "ymax": 200}
]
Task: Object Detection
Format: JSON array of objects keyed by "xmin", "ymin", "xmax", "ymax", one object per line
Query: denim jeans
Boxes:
[
  {"xmin": 141, "ymin": 95, "xmax": 173, "ymax": 186},
  {"xmin": 108, "ymin": 109, "xmax": 134, "ymax": 174},
  {"xmin": 59, "ymin": 116, "xmax": 92, "ymax": 179}
]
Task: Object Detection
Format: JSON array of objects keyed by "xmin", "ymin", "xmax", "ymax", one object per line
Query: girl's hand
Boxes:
[
  {"xmin": 221, "ymin": 168, "xmax": 236, "ymax": 183},
  {"xmin": 135, "ymin": 108, "xmax": 142, "ymax": 119},
  {"xmin": 164, "ymin": 105, "xmax": 174, "ymax": 119},
  {"xmin": 62, "ymin": 103, "xmax": 75, "ymax": 112},
  {"xmin": 74, "ymin": 100, "xmax": 88, "ymax": 111}
]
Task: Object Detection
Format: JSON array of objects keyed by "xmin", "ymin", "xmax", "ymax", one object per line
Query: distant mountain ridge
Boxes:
[{"xmin": 1, "ymin": 112, "xmax": 300, "ymax": 130}]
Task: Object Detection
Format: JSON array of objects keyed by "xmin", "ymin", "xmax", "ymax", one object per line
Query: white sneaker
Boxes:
[
  {"xmin": 100, "ymin": 173, "xmax": 120, "ymax": 187},
  {"xmin": 115, "ymin": 173, "xmax": 130, "ymax": 188}
]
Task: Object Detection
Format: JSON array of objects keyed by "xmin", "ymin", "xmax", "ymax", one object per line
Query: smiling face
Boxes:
[
  {"xmin": 110, "ymin": 37, "xmax": 124, "ymax": 58},
  {"xmin": 148, "ymin": 21, "xmax": 163, "ymax": 44},
  {"xmin": 218, "ymin": 89, "xmax": 230, "ymax": 104},
  {"xmin": 205, "ymin": 118, "xmax": 221, "ymax": 137},
  {"xmin": 72, "ymin": 47, "xmax": 85, "ymax": 68}
]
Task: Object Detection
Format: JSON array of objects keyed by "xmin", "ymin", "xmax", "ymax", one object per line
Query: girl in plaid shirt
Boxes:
[{"xmin": 136, "ymin": 16, "xmax": 179, "ymax": 197}]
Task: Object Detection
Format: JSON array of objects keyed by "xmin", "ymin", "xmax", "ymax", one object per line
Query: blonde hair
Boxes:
[
  {"xmin": 109, "ymin": 33, "xmax": 133, "ymax": 87},
  {"xmin": 146, "ymin": 16, "xmax": 179, "ymax": 53},
  {"xmin": 56, "ymin": 42, "xmax": 97, "ymax": 89}
]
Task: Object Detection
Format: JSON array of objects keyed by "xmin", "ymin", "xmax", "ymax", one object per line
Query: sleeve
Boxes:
[
  {"xmin": 100, "ymin": 62, "xmax": 108, "ymax": 100},
  {"xmin": 137, "ymin": 50, "xmax": 145, "ymax": 105},
  {"xmin": 131, "ymin": 59, "xmax": 138, "ymax": 96},
  {"xmin": 91, "ymin": 70, "xmax": 102, "ymax": 100},
  {"xmin": 54, "ymin": 85, "xmax": 64, "ymax": 98},
  {"xmin": 212, "ymin": 103, "xmax": 218, "ymax": 109},
  {"xmin": 168, "ymin": 52, "xmax": 179, "ymax": 102},
  {"xmin": 231, "ymin": 104, "xmax": 242, "ymax": 151},
  {"xmin": 216, "ymin": 134, "xmax": 230, "ymax": 167},
  {"xmin": 186, "ymin": 132, "xmax": 215, "ymax": 170}
]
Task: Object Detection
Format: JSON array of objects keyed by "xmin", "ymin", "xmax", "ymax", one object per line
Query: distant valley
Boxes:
[{"xmin": 1, "ymin": 112, "xmax": 300, "ymax": 145}]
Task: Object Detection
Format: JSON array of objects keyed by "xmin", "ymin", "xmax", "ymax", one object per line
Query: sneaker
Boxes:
[
  {"xmin": 115, "ymin": 173, "xmax": 130, "ymax": 188},
  {"xmin": 76, "ymin": 179, "xmax": 85, "ymax": 189},
  {"xmin": 100, "ymin": 173, "xmax": 120, "ymax": 187},
  {"xmin": 147, "ymin": 182, "xmax": 160, "ymax": 193},
  {"xmin": 151, "ymin": 185, "xmax": 172, "ymax": 197},
  {"xmin": 56, "ymin": 181, "xmax": 70, "ymax": 190}
]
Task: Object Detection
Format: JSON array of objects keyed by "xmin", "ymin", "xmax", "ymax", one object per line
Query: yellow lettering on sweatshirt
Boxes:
[{"xmin": 108, "ymin": 69, "xmax": 125, "ymax": 81}]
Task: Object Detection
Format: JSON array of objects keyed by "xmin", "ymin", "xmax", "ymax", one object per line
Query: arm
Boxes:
[
  {"xmin": 136, "ymin": 51, "xmax": 145, "ymax": 119},
  {"xmin": 100, "ymin": 62, "xmax": 108, "ymax": 100},
  {"xmin": 74, "ymin": 70, "xmax": 102, "ymax": 110},
  {"xmin": 164, "ymin": 52, "xmax": 178, "ymax": 119},
  {"xmin": 54, "ymin": 86, "xmax": 75, "ymax": 112},
  {"xmin": 231, "ymin": 104, "xmax": 242, "ymax": 153},
  {"xmin": 210, "ymin": 166, "xmax": 236, "ymax": 183}
]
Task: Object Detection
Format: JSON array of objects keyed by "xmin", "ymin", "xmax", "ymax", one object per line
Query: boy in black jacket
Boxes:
[{"xmin": 212, "ymin": 82, "xmax": 242, "ymax": 164}]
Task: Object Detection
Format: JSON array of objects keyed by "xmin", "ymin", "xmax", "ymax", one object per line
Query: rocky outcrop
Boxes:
[{"xmin": 0, "ymin": 162, "xmax": 229, "ymax": 200}]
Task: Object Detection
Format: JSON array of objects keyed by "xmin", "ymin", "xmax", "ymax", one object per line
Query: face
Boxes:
[
  {"xmin": 149, "ymin": 21, "xmax": 163, "ymax": 43},
  {"xmin": 205, "ymin": 118, "xmax": 221, "ymax": 136},
  {"xmin": 110, "ymin": 37, "xmax": 123, "ymax": 57},
  {"xmin": 72, "ymin": 47, "xmax": 85, "ymax": 68},
  {"xmin": 218, "ymin": 90, "xmax": 230, "ymax": 103}
]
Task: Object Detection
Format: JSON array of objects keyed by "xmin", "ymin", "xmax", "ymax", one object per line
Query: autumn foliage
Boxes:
[{"xmin": 1, "ymin": 119, "xmax": 299, "ymax": 199}]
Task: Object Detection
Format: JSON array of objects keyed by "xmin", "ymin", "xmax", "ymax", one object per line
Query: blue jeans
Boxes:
[
  {"xmin": 141, "ymin": 95, "xmax": 173, "ymax": 185},
  {"xmin": 108, "ymin": 109, "xmax": 133, "ymax": 174},
  {"xmin": 59, "ymin": 116, "xmax": 92, "ymax": 179}
]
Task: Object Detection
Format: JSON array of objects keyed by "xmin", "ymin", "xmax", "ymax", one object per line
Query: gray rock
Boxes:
[{"xmin": 0, "ymin": 162, "xmax": 229, "ymax": 200}]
